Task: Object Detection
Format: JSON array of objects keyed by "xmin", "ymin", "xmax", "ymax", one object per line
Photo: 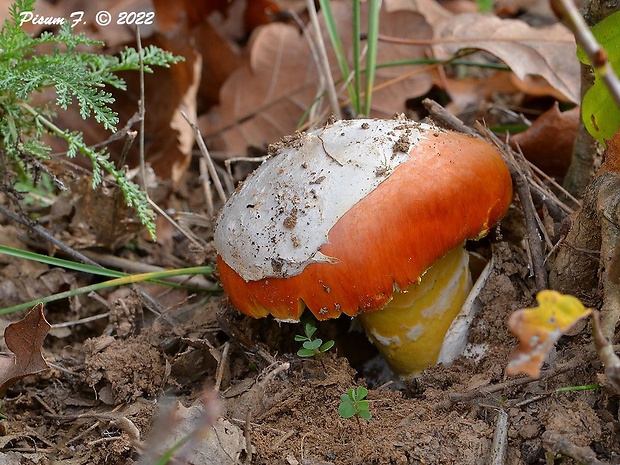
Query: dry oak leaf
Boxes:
[
  {"xmin": 203, "ymin": 1, "xmax": 433, "ymax": 154},
  {"xmin": 506, "ymin": 290, "xmax": 592, "ymax": 378},
  {"xmin": 510, "ymin": 103, "xmax": 580, "ymax": 177},
  {"xmin": 0, "ymin": 303, "xmax": 51, "ymax": 395},
  {"xmin": 432, "ymin": 14, "xmax": 580, "ymax": 104}
]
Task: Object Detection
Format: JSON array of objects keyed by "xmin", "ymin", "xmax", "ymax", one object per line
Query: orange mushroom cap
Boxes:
[{"xmin": 215, "ymin": 118, "xmax": 512, "ymax": 322}]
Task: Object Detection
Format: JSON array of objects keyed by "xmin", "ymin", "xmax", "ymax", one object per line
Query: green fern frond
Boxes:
[{"xmin": 0, "ymin": 0, "xmax": 184, "ymax": 240}]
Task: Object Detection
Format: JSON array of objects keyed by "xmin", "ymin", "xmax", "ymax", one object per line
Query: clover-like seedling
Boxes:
[
  {"xmin": 338, "ymin": 386, "xmax": 371, "ymax": 433},
  {"xmin": 295, "ymin": 319, "xmax": 334, "ymax": 358},
  {"xmin": 338, "ymin": 386, "xmax": 372, "ymax": 424}
]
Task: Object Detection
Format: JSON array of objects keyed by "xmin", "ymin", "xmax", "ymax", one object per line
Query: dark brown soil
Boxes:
[{"xmin": 0, "ymin": 175, "xmax": 618, "ymax": 465}]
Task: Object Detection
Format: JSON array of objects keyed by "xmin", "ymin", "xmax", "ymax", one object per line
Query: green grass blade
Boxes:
[
  {"xmin": 363, "ymin": 0, "xmax": 381, "ymax": 116},
  {"xmin": 318, "ymin": 0, "xmax": 357, "ymax": 111},
  {"xmin": 0, "ymin": 266, "xmax": 213, "ymax": 315},
  {"xmin": 0, "ymin": 244, "xmax": 211, "ymax": 289},
  {"xmin": 374, "ymin": 58, "xmax": 511, "ymax": 71},
  {"xmin": 0, "ymin": 244, "xmax": 127, "ymax": 278},
  {"xmin": 352, "ymin": 0, "xmax": 362, "ymax": 115},
  {"xmin": 556, "ymin": 384, "xmax": 601, "ymax": 392},
  {"xmin": 153, "ymin": 434, "xmax": 192, "ymax": 465}
]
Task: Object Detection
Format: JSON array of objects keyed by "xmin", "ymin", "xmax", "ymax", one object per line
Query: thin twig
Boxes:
[
  {"xmin": 550, "ymin": 0, "xmax": 620, "ymax": 109},
  {"xmin": 224, "ymin": 155, "xmax": 269, "ymax": 183},
  {"xmin": 0, "ymin": 204, "xmax": 101, "ymax": 268},
  {"xmin": 489, "ymin": 409, "xmax": 508, "ymax": 465},
  {"xmin": 199, "ymin": 157, "xmax": 215, "ymax": 217},
  {"xmin": 442, "ymin": 359, "xmax": 581, "ymax": 408},
  {"xmin": 181, "ymin": 111, "xmax": 227, "ymax": 205},
  {"xmin": 592, "ymin": 310, "xmax": 620, "ymax": 392},
  {"xmin": 214, "ymin": 342, "xmax": 231, "ymax": 392},
  {"xmin": 288, "ymin": 8, "xmax": 329, "ymax": 122},
  {"xmin": 305, "ymin": 0, "xmax": 342, "ymax": 118},
  {"xmin": 51, "ymin": 312, "xmax": 110, "ymax": 329},
  {"xmin": 422, "ymin": 98, "xmax": 476, "ymax": 135},
  {"xmin": 542, "ymin": 431, "xmax": 608, "ymax": 465},
  {"xmin": 477, "ymin": 124, "xmax": 548, "ymax": 292}
]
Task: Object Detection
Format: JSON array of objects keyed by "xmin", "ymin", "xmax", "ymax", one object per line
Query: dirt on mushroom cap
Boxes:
[{"xmin": 216, "ymin": 118, "xmax": 513, "ymax": 321}]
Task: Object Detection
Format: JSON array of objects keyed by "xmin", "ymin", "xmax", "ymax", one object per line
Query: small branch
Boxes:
[
  {"xmin": 0, "ymin": 203, "xmax": 101, "ymax": 268},
  {"xmin": 305, "ymin": 0, "xmax": 342, "ymax": 119},
  {"xmin": 441, "ymin": 359, "xmax": 581, "ymax": 408},
  {"xmin": 423, "ymin": 98, "xmax": 476, "ymax": 135},
  {"xmin": 592, "ymin": 310, "xmax": 620, "ymax": 392},
  {"xmin": 542, "ymin": 431, "xmax": 608, "ymax": 465},
  {"xmin": 476, "ymin": 124, "xmax": 548, "ymax": 292},
  {"xmin": 550, "ymin": 0, "xmax": 620, "ymax": 109},
  {"xmin": 181, "ymin": 111, "xmax": 227, "ymax": 206},
  {"xmin": 199, "ymin": 157, "xmax": 215, "ymax": 217},
  {"xmin": 489, "ymin": 409, "xmax": 508, "ymax": 465},
  {"xmin": 424, "ymin": 98, "xmax": 549, "ymax": 290}
]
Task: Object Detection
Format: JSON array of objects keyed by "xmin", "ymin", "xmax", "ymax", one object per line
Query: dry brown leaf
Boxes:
[
  {"xmin": 435, "ymin": 72, "xmax": 519, "ymax": 115},
  {"xmin": 432, "ymin": 14, "xmax": 580, "ymax": 103},
  {"xmin": 40, "ymin": 33, "xmax": 200, "ymax": 187},
  {"xmin": 510, "ymin": 103, "xmax": 579, "ymax": 176},
  {"xmin": 597, "ymin": 126, "xmax": 620, "ymax": 175},
  {"xmin": 0, "ymin": 303, "xmax": 51, "ymax": 395},
  {"xmin": 506, "ymin": 291, "xmax": 591, "ymax": 378},
  {"xmin": 385, "ymin": 0, "xmax": 453, "ymax": 26},
  {"xmin": 52, "ymin": 177, "xmax": 145, "ymax": 250},
  {"xmin": 152, "ymin": 0, "xmax": 230, "ymax": 31},
  {"xmin": 107, "ymin": 34, "xmax": 201, "ymax": 185},
  {"xmin": 194, "ymin": 21, "xmax": 243, "ymax": 109},
  {"xmin": 57, "ymin": 0, "xmax": 156, "ymax": 46},
  {"xmin": 203, "ymin": 1, "xmax": 433, "ymax": 154},
  {"xmin": 154, "ymin": 0, "xmax": 281, "ymax": 35}
]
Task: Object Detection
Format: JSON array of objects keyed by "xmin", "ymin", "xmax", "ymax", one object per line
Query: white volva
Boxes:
[{"xmin": 215, "ymin": 118, "xmax": 434, "ymax": 282}]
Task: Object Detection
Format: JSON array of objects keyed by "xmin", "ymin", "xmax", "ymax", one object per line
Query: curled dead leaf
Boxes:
[
  {"xmin": 204, "ymin": 1, "xmax": 433, "ymax": 153},
  {"xmin": 510, "ymin": 103, "xmax": 580, "ymax": 177},
  {"xmin": 0, "ymin": 303, "xmax": 51, "ymax": 395},
  {"xmin": 506, "ymin": 290, "xmax": 592, "ymax": 378},
  {"xmin": 432, "ymin": 14, "xmax": 580, "ymax": 103}
]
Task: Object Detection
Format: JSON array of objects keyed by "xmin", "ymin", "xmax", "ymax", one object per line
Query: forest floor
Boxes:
[
  {"xmin": 1, "ymin": 169, "xmax": 618, "ymax": 464},
  {"xmin": 1, "ymin": 0, "xmax": 617, "ymax": 463}
]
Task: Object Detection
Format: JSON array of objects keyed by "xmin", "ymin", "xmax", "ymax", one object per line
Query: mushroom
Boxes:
[{"xmin": 214, "ymin": 117, "xmax": 512, "ymax": 375}]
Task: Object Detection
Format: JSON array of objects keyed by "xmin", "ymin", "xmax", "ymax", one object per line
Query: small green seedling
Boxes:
[
  {"xmin": 338, "ymin": 386, "xmax": 372, "ymax": 431},
  {"xmin": 295, "ymin": 319, "xmax": 334, "ymax": 358}
]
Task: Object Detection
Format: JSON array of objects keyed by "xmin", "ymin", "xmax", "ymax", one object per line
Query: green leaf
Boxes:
[
  {"xmin": 577, "ymin": 11, "xmax": 620, "ymax": 144},
  {"xmin": 303, "ymin": 339, "xmax": 322, "ymax": 351},
  {"xmin": 358, "ymin": 409, "xmax": 372, "ymax": 420},
  {"xmin": 297, "ymin": 348, "xmax": 315, "ymax": 357},
  {"xmin": 338, "ymin": 402, "xmax": 357, "ymax": 418},
  {"xmin": 304, "ymin": 322, "xmax": 317, "ymax": 339},
  {"xmin": 0, "ymin": 1, "xmax": 182, "ymax": 239},
  {"xmin": 294, "ymin": 335, "xmax": 307, "ymax": 342},
  {"xmin": 476, "ymin": 0, "xmax": 493, "ymax": 12},
  {"xmin": 354, "ymin": 386, "xmax": 368, "ymax": 400},
  {"xmin": 320, "ymin": 340, "xmax": 335, "ymax": 352},
  {"xmin": 356, "ymin": 400, "xmax": 369, "ymax": 410}
]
